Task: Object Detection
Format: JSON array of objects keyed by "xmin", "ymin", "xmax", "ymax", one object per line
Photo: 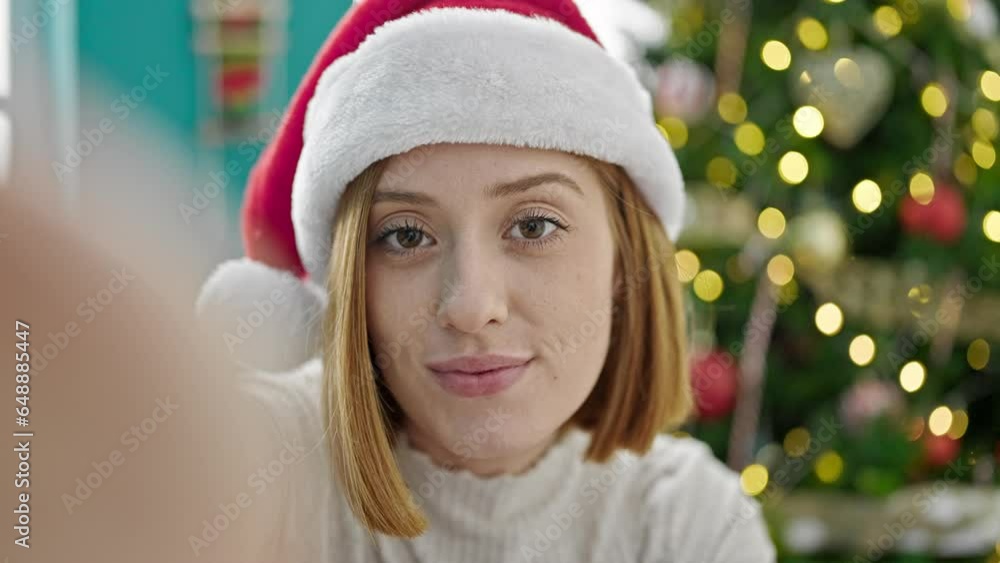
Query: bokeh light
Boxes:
[
  {"xmin": 899, "ymin": 361, "xmax": 926, "ymax": 393},
  {"xmin": 675, "ymin": 249, "xmax": 701, "ymax": 283},
  {"xmin": 921, "ymin": 83, "xmax": 948, "ymax": 117},
  {"xmin": 797, "ymin": 18, "xmax": 829, "ymax": 50},
  {"xmin": 793, "ymin": 106, "xmax": 825, "ymax": 138},
  {"xmin": 761, "ymin": 40, "xmax": 792, "ymax": 71},
  {"xmin": 967, "ymin": 338, "xmax": 991, "ymax": 369},
  {"xmin": 758, "ymin": 207, "xmax": 787, "ymax": 239},
  {"xmin": 735, "ymin": 122, "xmax": 766, "ymax": 155},
  {"xmin": 693, "ymin": 270, "xmax": 724, "ymax": 302},
  {"xmin": 909, "ymin": 173, "xmax": 935, "ymax": 205},
  {"xmin": 718, "ymin": 92, "xmax": 748, "ymax": 124},
  {"xmin": 740, "ymin": 464, "xmax": 769, "ymax": 496},
  {"xmin": 815, "ymin": 302, "xmax": 845, "ymax": 336},
  {"xmin": 815, "ymin": 451, "xmax": 844, "ymax": 483},
  {"xmin": 849, "ymin": 335, "xmax": 876, "ymax": 366},
  {"xmin": 873, "ymin": 6, "xmax": 903, "ymax": 37},
  {"xmin": 778, "ymin": 151, "xmax": 809, "ymax": 184},
  {"xmin": 852, "ymin": 179, "xmax": 882, "ymax": 213},
  {"xmin": 928, "ymin": 406, "xmax": 953, "ymax": 436}
]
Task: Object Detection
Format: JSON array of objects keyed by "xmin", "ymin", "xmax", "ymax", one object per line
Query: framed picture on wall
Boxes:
[{"xmin": 191, "ymin": 0, "xmax": 287, "ymax": 145}]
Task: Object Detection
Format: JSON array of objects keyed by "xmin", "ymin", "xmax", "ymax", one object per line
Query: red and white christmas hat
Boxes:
[{"xmin": 197, "ymin": 0, "xmax": 686, "ymax": 371}]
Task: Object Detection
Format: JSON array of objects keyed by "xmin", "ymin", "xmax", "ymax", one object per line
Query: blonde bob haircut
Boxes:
[{"xmin": 322, "ymin": 148, "xmax": 693, "ymax": 540}]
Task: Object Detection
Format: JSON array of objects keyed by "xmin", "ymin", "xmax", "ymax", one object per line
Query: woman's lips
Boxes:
[{"xmin": 429, "ymin": 359, "xmax": 532, "ymax": 398}]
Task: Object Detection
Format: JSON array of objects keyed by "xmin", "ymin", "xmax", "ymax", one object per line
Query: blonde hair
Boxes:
[{"xmin": 321, "ymin": 150, "xmax": 692, "ymax": 540}]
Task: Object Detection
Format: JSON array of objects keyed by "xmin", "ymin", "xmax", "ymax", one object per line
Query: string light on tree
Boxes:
[
  {"xmin": 980, "ymin": 70, "xmax": 1000, "ymax": 102},
  {"xmin": 761, "ymin": 40, "xmax": 792, "ymax": 71},
  {"xmin": 674, "ymin": 249, "xmax": 700, "ymax": 283},
  {"xmin": 796, "ymin": 17, "xmax": 829, "ymax": 51},
  {"xmin": 734, "ymin": 122, "xmax": 766, "ymax": 155},
  {"xmin": 815, "ymin": 302, "xmax": 844, "ymax": 336},
  {"xmin": 778, "ymin": 151, "xmax": 809, "ymax": 184},
  {"xmin": 784, "ymin": 428, "xmax": 811, "ymax": 457},
  {"xmin": 693, "ymin": 270, "xmax": 724, "ymax": 302},
  {"xmin": 954, "ymin": 153, "xmax": 978, "ymax": 185},
  {"xmin": 707, "ymin": 156, "xmax": 738, "ymax": 188},
  {"xmin": 909, "ymin": 173, "xmax": 935, "ymax": 205},
  {"xmin": 899, "ymin": 360, "xmax": 926, "ymax": 392},
  {"xmin": 928, "ymin": 405, "xmax": 954, "ymax": 436},
  {"xmin": 947, "ymin": 409, "xmax": 969, "ymax": 439},
  {"xmin": 873, "ymin": 6, "xmax": 903, "ymax": 37},
  {"xmin": 852, "ymin": 179, "xmax": 882, "ymax": 213},
  {"xmin": 740, "ymin": 464, "xmax": 769, "ymax": 496},
  {"xmin": 657, "ymin": 117, "xmax": 688, "ymax": 149},
  {"xmin": 984, "ymin": 210, "xmax": 1000, "ymax": 242},
  {"xmin": 972, "ymin": 108, "xmax": 998, "ymax": 140},
  {"xmin": 947, "ymin": 0, "xmax": 972, "ymax": 20},
  {"xmin": 921, "ymin": 83, "xmax": 948, "ymax": 117},
  {"xmin": 907, "ymin": 284, "xmax": 932, "ymax": 308},
  {"xmin": 793, "ymin": 106, "xmax": 825, "ymax": 138},
  {"xmin": 849, "ymin": 334, "xmax": 876, "ymax": 366},
  {"xmin": 717, "ymin": 92, "xmax": 748, "ymax": 124},
  {"xmin": 814, "ymin": 451, "xmax": 844, "ymax": 483},
  {"xmin": 757, "ymin": 207, "xmax": 786, "ymax": 239},
  {"xmin": 972, "ymin": 139, "xmax": 996, "ymax": 168},
  {"xmin": 967, "ymin": 338, "xmax": 991, "ymax": 369},
  {"xmin": 766, "ymin": 254, "xmax": 795, "ymax": 286}
]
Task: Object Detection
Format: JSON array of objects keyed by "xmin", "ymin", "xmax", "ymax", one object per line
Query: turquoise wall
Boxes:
[{"xmin": 76, "ymin": 0, "xmax": 351, "ymax": 228}]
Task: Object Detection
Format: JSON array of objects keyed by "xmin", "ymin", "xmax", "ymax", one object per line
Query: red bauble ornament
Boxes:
[
  {"xmin": 927, "ymin": 182, "xmax": 967, "ymax": 243},
  {"xmin": 690, "ymin": 350, "xmax": 739, "ymax": 420},
  {"xmin": 899, "ymin": 181, "xmax": 966, "ymax": 244},
  {"xmin": 923, "ymin": 433, "xmax": 961, "ymax": 468}
]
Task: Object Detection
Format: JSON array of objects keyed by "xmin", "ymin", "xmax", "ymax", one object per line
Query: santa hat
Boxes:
[{"xmin": 197, "ymin": 0, "xmax": 686, "ymax": 372}]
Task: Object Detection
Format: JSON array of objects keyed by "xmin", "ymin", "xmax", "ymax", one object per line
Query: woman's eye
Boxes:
[
  {"xmin": 392, "ymin": 228, "xmax": 426, "ymax": 249},
  {"xmin": 510, "ymin": 217, "xmax": 557, "ymax": 240},
  {"xmin": 376, "ymin": 219, "xmax": 434, "ymax": 256}
]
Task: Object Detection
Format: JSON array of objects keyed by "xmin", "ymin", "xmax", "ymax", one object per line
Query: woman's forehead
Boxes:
[{"xmin": 377, "ymin": 143, "xmax": 597, "ymax": 198}]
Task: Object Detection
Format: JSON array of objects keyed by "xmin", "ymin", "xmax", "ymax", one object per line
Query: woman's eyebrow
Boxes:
[{"xmin": 372, "ymin": 172, "xmax": 584, "ymax": 206}]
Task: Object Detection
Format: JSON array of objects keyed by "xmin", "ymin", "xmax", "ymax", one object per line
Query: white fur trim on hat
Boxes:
[
  {"xmin": 195, "ymin": 257, "xmax": 328, "ymax": 372},
  {"xmin": 292, "ymin": 7, "xmax": 686, "ymax": 283}
]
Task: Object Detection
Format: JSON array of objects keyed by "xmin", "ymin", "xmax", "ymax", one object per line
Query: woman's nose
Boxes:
[{"xmin": 436, "ymin": 240, "xmax": 509, "ymax": 334}]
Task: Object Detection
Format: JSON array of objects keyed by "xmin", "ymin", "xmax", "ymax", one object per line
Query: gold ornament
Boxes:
[{"xmin": 790, "ymin": 48, "xmax": 893, "ymax": 149}]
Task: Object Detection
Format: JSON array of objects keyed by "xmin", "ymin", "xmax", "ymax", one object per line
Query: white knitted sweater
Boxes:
[{"xmin": 241, "ymin": 358, "xmax": 776, "ymax": 562}]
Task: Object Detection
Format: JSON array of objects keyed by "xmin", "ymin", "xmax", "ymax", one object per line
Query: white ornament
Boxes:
[
  {"xmin": 783, "ymin": 517, "xmax": 828, "ymax": 553},
  {"xmin": 967, "ymin": 0, "xmax": 999, "ymax": 40}
]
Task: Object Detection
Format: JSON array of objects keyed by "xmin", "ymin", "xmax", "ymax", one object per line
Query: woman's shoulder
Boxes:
[
  {"xmin": 237, "ymin": 357, "xmax": 327, "ymax": 455},
  {"xmin": 631, "ymin": 433, "xmax": 777, "ymax": 563}
]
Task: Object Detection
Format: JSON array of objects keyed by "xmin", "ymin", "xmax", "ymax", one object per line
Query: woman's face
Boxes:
[{"xmin": 365, "ymin": 143, "xmax": 618, "ymax": 472}]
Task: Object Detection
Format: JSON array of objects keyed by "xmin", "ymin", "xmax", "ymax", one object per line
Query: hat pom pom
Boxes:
[{"xmin": 195, "ymin": 257, "xmax": 327, "ymax": 372}]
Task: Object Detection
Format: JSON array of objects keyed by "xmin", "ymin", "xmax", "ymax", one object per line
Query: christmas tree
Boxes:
[{"xmin": 637, "ymin": 0, "xmax": 1000, "ymax": 560}]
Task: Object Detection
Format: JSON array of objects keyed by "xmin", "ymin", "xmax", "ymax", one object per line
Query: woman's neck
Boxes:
[{"xmin": 402, "ymin": 424, "xmax": 560, "ymax": 477}]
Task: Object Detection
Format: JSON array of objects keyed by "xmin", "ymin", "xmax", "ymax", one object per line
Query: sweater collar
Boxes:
[{"xmin": 392, "ymin": 425, "xmax": 592, "ymax": 531}]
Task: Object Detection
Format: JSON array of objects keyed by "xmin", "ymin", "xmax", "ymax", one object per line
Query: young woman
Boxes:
[{"xmin": 197, "ymin": 1, "xmax": 776, "ymax": 561}]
